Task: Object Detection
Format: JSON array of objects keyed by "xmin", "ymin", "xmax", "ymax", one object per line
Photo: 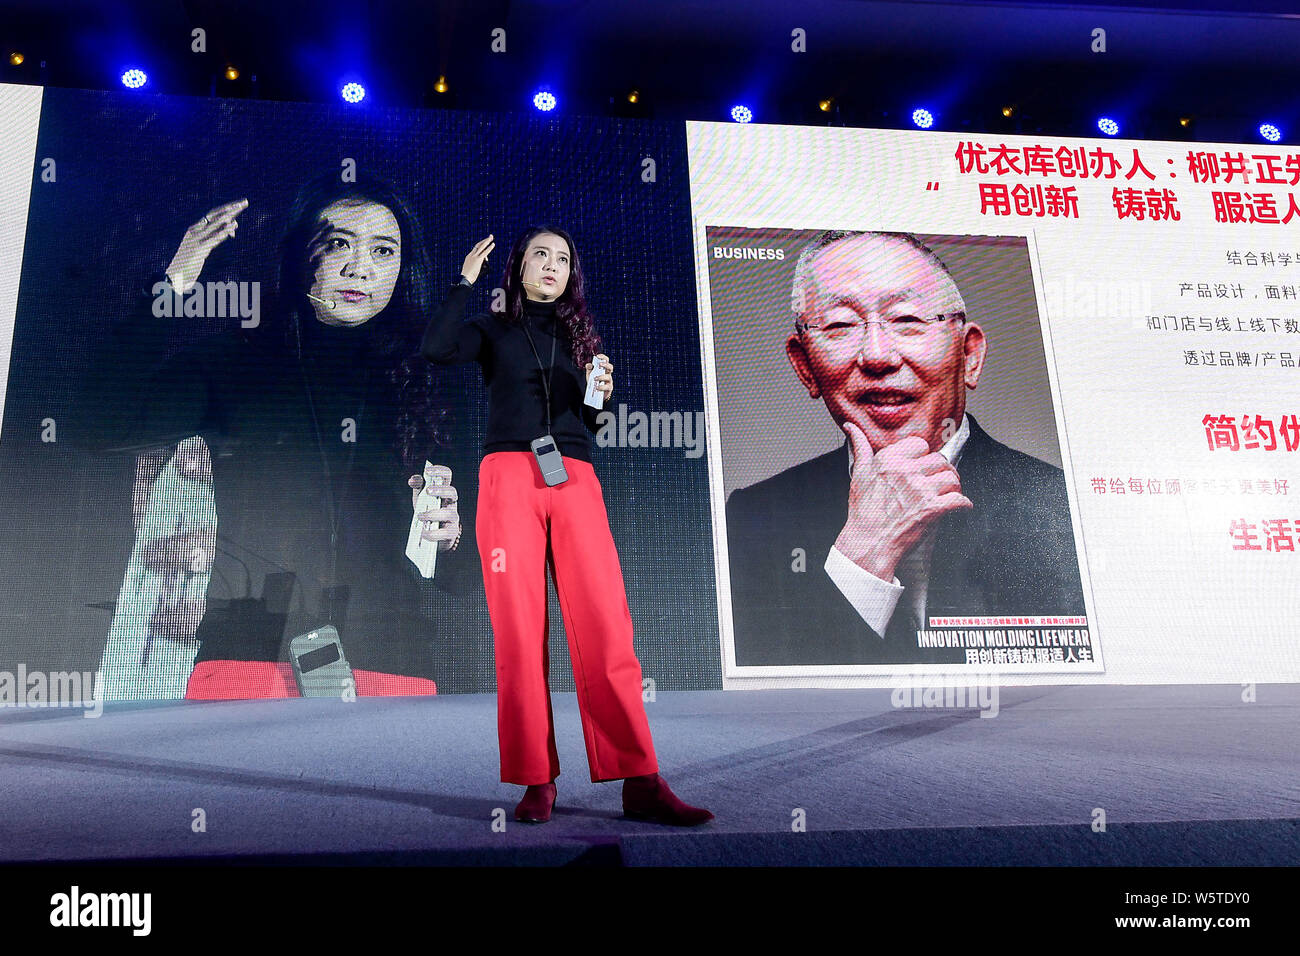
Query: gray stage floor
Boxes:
[{"xmin": 1, "ymin": 685, "xmax": 1297, "ymax": 865}]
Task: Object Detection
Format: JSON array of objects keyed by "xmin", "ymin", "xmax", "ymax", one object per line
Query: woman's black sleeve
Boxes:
[
  {"xmin": 421, "ymin": 283, "xmax": 485, "ymax": 366},
  {"xmin": 73, "ymin": 273, "xmax": 214, "ymax": 455},
  {"xmin": 581, "ymin": 393, "xmax": 603, "ymax": 434}
]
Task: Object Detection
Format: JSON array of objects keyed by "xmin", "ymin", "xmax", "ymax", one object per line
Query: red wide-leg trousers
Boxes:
[{"xmin": 476, "ymin": 451, "xmax": 659, "ymax": 784}]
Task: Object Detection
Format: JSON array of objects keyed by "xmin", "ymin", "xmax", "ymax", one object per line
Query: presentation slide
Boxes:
[{"xmin": 688, "ymin": 119, "xmax": 1300, "ymax": 688}]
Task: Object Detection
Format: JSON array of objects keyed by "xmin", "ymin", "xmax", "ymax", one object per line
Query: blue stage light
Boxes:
[
  {"xmin": 1259, "ymin": 123, "xmax": 1282, "ymax": 143},
  {"xmin": 1097, "ymin": 117, "xmax": 1119, "ymax": 136},
  {"xmin": 120, "ymin": 69, "xmax": 147, "ymax": 89},
  {"xmin": 730, "ymin": 104, "xmax": 752, "ymax": 124},
  {"xmin": 340, "ymin": 82, "xmax": 366, "ymax": 103},
  {"xmin": 533, "ymin": 90, "xmax": 557, "ymax": 112},
  {"xmin": 911, "ymin": 108, "xmax": 934, "ymax": 129}
]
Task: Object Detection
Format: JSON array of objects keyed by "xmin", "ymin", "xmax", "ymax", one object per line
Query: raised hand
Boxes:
[
  {"xmin": 165, "ymin": 198, "xmax": 249, "ymax": 294},
  {"xmin": 460, "ymin": 235, "xmax": 495, "ymax": 285}
]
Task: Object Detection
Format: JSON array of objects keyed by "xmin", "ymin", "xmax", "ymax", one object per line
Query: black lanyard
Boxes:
[{"xmin": 520, "ymin": 318, "xmax": 557, "ymax": 435}]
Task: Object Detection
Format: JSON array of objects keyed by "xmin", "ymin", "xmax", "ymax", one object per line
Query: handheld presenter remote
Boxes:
[
  {"xmin": 405, "ymin": 461, "xmax": 443, "ymax": 578},
  {"xmin": 584, "ymin": 355, "xmax": 606, "ymax": 409}
]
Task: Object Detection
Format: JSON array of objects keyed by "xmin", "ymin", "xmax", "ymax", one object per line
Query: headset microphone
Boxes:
[{"xmin": 306, "ymin": 292, "xmax": 337, "ymax": 311}]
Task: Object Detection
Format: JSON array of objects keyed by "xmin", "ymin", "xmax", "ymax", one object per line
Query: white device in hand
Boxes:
[
  {"xmin": 584, "ymin": 355, "xmax": 606, "ymax": 409},
  {"xmin": 405, "ymin": 461, "xmax": 443, "ymax": 578}
]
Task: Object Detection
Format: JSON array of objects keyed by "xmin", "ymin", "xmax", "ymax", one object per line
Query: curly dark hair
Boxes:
[
  {"xmin": 499, "ymin": 225, "xmax": 602, "ymax": 368},
  {"xmin": 276, "ymin": 173, "xmax": 452, "ymax": 472}
]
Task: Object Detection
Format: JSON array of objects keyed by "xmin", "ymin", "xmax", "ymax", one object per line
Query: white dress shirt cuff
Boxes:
[{"xmin": 824, "ymin": 547, "xmax": 904, "ymax": 638}]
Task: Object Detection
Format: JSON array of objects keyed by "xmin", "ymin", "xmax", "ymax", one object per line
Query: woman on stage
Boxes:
[{"xmin": 422, "ymin": 227, "xmax": 713, "ymax": 826}]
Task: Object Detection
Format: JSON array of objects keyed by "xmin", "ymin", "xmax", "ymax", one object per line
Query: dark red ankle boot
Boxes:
[
  {"xmin": 514, "ymin": 782, "xmax": 556, "ymax": 823},
  {"xmin": 622, "ymin": 773, "xmax": 714, "ymax": 826}
]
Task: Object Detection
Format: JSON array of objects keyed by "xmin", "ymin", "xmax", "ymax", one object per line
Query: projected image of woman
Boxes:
[
  {"xmin": 423, "ymin": 227, "xmax": 713, "ymax": 826},
  {"xmin": 85, "ymin": 174, "xmax": 473, "ymax": 699}
]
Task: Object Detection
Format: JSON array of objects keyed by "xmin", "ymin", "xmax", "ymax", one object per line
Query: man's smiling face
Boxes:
[{"xmin": 787, "ymin": 233, "xmax": 987, "ymax": 454}]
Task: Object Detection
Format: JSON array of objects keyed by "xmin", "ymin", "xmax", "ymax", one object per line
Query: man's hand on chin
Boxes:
[{"xmin": 833, "ymin": 420, "xmax": 973, "ymax": 581}]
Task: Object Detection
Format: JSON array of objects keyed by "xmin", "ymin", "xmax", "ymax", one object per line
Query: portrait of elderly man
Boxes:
[{"xmin": 724, "ymin": 230, "xmax": 1086, "ymax": 666}]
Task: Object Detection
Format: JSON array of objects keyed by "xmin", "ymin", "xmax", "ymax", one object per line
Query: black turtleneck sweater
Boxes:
[
  {"xmin": 296, "ymin": 310, "xmax": 379, "ymax": 495},
  {"xmin": 421, "ymin": 284, "xmax": 600, "ymax": 462}
]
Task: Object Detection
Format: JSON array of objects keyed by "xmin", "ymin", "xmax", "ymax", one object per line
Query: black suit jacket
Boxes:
[{"xmin": 724, "ymin": 416, "xmax": 1086, "ymax": 665}]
